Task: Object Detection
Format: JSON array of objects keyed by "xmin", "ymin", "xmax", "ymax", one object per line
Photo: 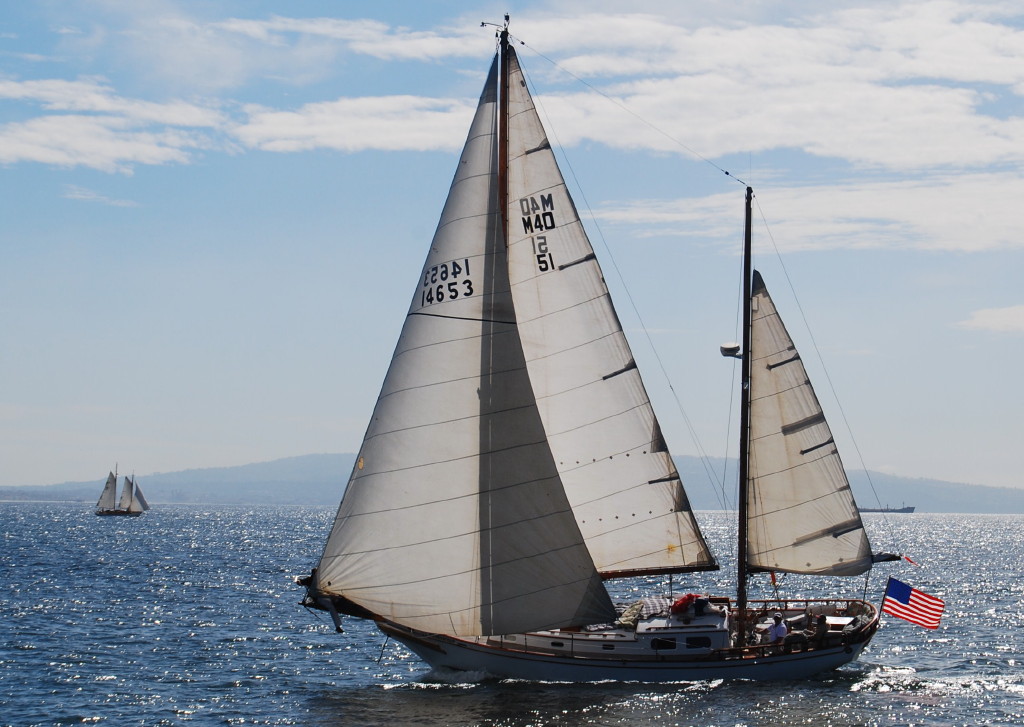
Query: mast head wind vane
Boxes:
[{"xmin": 482, "ymin": 13, "xmax": 522, "ymax": 47}]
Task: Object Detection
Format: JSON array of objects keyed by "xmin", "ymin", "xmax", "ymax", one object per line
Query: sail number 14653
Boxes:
[{"xmin": 421, "ymin": 258, "xmax": 473, "ymax": 307}]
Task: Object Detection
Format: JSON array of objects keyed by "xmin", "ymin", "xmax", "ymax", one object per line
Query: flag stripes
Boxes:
[{"xmin": 882, "ymin": 577, "xmax": 944, "ymax": 629}]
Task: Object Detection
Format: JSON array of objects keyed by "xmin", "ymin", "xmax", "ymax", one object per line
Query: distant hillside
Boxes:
[
  {"xmin": 0, "ymin": 453, "xmax": 354, "ymax": 506},
  {"xmin": 2, "ymin": 453, "xmax": 1023, "ymax": 513},
  {"xmin": 673, "ymin": 457, "xmax": 1024, "ymax": 514}
]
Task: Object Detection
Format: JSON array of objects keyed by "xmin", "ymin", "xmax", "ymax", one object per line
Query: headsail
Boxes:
[
  {"xmin": 134, "ymin": 481, "xmax": 151, "ymax": 511},
  {"xmin": 314, "ymin": 54, "xmax": 615, "ymax": 637},
  {"xmin": 96, "ymin": 471, "xmax": 117, "ymax": 510},
  {"xmin": 502, "ymin": 47, "xmax": 716, "ymax": 578},
  {"xmin": 745, "ymin": 271, "xmax": 872, "ymax": 575}
]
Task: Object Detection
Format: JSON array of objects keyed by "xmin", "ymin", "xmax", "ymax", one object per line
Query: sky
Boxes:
[{"xmin": 2, "ymin": 0, "xmax": 1023, "ymax": 494}]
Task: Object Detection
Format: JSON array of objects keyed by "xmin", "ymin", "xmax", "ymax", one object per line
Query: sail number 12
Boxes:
[{"xmin": 421, "ymin": 258, "xmax": 473, "ymax": 307}]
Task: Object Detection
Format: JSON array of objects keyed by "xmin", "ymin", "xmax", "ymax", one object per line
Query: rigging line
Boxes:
[
  {"xmin": 514, "ymin": 36, "xmax": 749, "ymax": 189},
  {"xmin": 751, "ymin": 197, "xmax": 899, "ymax": 551},
  {"xmin": 718, "ymin": 238, "xmax": 749, "ymax": 515},
  {"xmin": 517, "ymin": 59, "xmax": 726, "ymax": 502}
]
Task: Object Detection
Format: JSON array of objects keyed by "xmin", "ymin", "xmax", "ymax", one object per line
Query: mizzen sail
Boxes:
[{"xmin": 746, "ymin": 271, "xmax": 871, "ymax": 576}]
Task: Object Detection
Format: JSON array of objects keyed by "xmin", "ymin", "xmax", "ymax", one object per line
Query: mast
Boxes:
[
  {"xmin": 498, "ymin": 18, "xmax": 510, "ymax": 240},
  {"xmin": 736, "ymin": 186, "xmax": 754, "ymax": 618}
]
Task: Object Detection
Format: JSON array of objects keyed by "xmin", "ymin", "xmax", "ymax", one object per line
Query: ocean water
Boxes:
[{"xmin": 1, "ymin": 503, "xmax": 1022, "ymax": 727}]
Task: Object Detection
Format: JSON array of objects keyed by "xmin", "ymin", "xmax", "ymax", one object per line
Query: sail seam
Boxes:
[
  {"xmin": 408, "ymin": 310, "xmax": 515, "ymax": 324},
  {"xmin": 433, "ymin": 210, "xmax": 497, "ymax": 235},
  {"xmin": 749, "ymin": 449, "xmax": 845, "ymax": 479},
  {"xmin": 343, "ymin": 459, "xmax": 585, "ymax": 516},
  {"xmin": 749, "ymin": 483, "xmax": 855, "ymax": 518},
  {"xmin": 343, "ymin": 568, "xmax": 607, "ymax": 625},
  {"xmin": 328, "ymin": 510, "xmax": 581, "ymax": 559},
  {"xmin": 506, "ymin": 285, "xmax": 606, "ymax": 325}
]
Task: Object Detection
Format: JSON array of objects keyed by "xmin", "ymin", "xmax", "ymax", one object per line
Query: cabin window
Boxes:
[
  {"xmin": 650, "ymin": 638, "xmax": 677, "ymax": 651},
  {"xmin": 686, "ymin": 637, "xmax": 712, "ymax": 649},
  {"xmin": 550, "ymin": 641, "xmax": 564, "ymax": 648},
  {"xmin": 602, "ymin": 644, "xmax": 615, "ymax": 651}
]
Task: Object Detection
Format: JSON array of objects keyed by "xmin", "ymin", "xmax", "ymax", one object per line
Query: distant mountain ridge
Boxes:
[
  {"xmin": 2, "ymin": 453, "xmax": 1022, "ymax": 513},
  {"xmin": 0, "ymin": 454, "xmax": 353, "ymax": 506}
]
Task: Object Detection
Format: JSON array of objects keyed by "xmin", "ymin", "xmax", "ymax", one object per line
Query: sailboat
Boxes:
[
  {"xmin": 301, "ymin": 23, "xmax": 892, "ymax": 681},
  {"xmin": 95, "ymin": 469, "xmax": 150, "ymax": 517}
]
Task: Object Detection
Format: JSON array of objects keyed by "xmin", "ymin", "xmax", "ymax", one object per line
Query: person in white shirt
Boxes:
[{"xmin": 767, "ymin": 612, "xmax": 788, "ymax": 647}]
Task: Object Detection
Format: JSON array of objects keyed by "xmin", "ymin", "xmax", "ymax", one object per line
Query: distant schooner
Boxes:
[{"xmin": 95, "ymin": 468, "xmax": 150, "ymax": 517}]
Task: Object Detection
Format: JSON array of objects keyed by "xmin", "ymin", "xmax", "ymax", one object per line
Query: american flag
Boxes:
[{"xmin": 882, "ymin": 577, "xmax": 944, "ymax": 629}]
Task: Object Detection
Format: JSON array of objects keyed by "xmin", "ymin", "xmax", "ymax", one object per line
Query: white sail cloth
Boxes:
[
  {"xmin": 315, "ymin": 46, "xmax": 720, "ymax": 637},
  {"xmin": 746, "ymin": 271, "xmax": 872, "ymax": 576},
  {"xmin": 315, "ymin": 55, "xmax": 614, "ymax": 637},
  {"xmin": 118, "ymin": 476, "xmax": 134, "ymax": 511},
  {"xmin": 96, "ymin": 472, "xmax": 117, "ymax": 510},
  {"xmin": 134, "ymin": 482, "xmax": 151, "ymax": 512},
  {"xmin": 502, "ymin": 50, "xmax": 716, "ymax": 578}
]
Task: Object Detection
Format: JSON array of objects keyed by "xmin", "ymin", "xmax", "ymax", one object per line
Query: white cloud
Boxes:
[
  {"xmin": 214, "ymin": 16, "xmax": 491, "ymax": 61},
  {"xmin": 0, "ymin": 77, "xmax": 225, "ymax": 172},
  {"xmin": 957, "ymin": 305, "xmax": 1024, "ymax": 332},
  {"xmin": 509, "ymin": 4, "xmax": 1024, "ymax": 171},
  {"xmin": 0, "ymin": 114, "xmax": 206, "ymax": 172},
  {"xmin": 62, "ymin": 184, "xmax": 137, "ymax": 207},
  {"xmin": 5, "ymin": 2, "xmax": 1023, "ymax": 179},
  {"xmin": 594, "ymin": 172, "xmax": 1024, "ymax": 253},
  {"xmin": 0, "ymin": 78, "xmax": 225, "ymax": 126},
  {"xmin": 235, "ymin": 96, "xmax": 475, "ymax": 153}
]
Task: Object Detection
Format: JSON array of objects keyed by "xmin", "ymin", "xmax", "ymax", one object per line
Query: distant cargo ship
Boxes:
[{"xmin": 860, "ymin": 504, "xmax": 915, "ymax": 514}]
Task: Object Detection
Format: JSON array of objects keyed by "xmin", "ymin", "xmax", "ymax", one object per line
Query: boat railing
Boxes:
[
  {"xmin": 729, "ymin": 597, "xmax": 879, "ymax": 656},
  {"xmin": 481, "ymin": 598, "xmax": 876, "ymax": 661}
]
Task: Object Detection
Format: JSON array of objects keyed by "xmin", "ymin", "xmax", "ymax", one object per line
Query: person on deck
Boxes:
[
  {"xmin": 811, "ymin": 614, "xmax": 829, "ymax": 648},
  {"xmin": 767, "ymin": 612, "xmax": 788, "ymax": 648}
]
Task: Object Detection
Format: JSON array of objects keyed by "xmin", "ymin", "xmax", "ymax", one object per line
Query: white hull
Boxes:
[
  {"xmin": 383, "ymin": 627, "xmax": 870, "ymax": 682},
  {"xmin": 378, "ymin": 599, "xmax": 879, "ymax": 683}
]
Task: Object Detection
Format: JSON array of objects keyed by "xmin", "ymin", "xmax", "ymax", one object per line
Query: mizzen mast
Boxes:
[{"xmin": 737, "ymin": 186, "xmax": 754, "ymax": 619}]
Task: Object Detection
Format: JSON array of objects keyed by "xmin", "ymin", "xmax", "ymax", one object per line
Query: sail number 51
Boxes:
[{"xmin": 532, "ymin": 236, "xmax": 554, "ymax": 272}]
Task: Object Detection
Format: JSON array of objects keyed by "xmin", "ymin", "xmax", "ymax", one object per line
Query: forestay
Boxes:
[{"xmin": 746, "ymin": 271, "xmax": 872, "ymax": 575}]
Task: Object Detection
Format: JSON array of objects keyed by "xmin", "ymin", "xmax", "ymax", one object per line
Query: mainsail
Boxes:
[
  {"xmin": 118, "ymin": 475, "xmax": 134, "ymax": 511},
  {"xmin": 96, "ymin": 471, "xmax": 117, "ymax": 511},
  {"xmin": 745, "ymin": 271, "xmax": 872, "ymax": 575}
]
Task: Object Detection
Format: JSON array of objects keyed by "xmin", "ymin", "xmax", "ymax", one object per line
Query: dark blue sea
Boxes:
[{"xmin": 2, "ymin": 503, "xmax": 1021, "ymax": 726}]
